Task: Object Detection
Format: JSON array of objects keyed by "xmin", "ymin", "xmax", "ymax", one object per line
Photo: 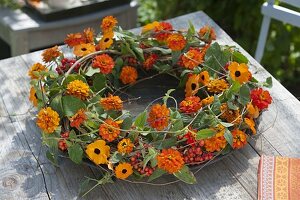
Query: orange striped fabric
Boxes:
[{"xmin": 258, "ymin": 155, "xmax": 300, "ymax": 200}]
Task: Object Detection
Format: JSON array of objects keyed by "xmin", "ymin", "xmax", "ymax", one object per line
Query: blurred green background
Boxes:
[{"xmin": 138, "ymin": 0, "xmax": 300, "ymax": 97}]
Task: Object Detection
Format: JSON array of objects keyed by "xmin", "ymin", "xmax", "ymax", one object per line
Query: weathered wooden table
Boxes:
[{"xmin": 0, "ymin": 11, "xmax": 300, "ymax": 200}]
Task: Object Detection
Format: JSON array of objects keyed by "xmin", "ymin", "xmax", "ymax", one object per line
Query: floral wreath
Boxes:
[{"xmin": 28, "ymin": 16, "xmax": 272, "ymax": 196}]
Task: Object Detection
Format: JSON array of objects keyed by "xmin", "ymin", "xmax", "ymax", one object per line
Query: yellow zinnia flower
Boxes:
[
  {"xmin": 28, "ymin": 62, "xmax": 48, "ymax": 79},
  {"xmin": 85, "ymin": 140, "xmax": 110, "ymax": 165},
  {"xmin": 66, "ymin": 80, "xmax": 90, "ymax": 100},
  {"xmin": 36, "ymin": 107, "xmax": 60, "ymax": 134},
  {"xmin": 207, "ymin": 79, "xmax": 229, "ymax": 94}
]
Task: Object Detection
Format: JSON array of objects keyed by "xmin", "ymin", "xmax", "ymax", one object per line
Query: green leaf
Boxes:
[
  {"xmin": 224, "ymin": 129, "xmax": 233, "ymax": 146},
  {"xmin": 85, "ymin": 67, "xmax": 100, "ymax": 76},
  {"xmin": 172, "ymin": 50, "xmax": 181, "ymax": 65},
  {"xmin": 170, "ymin": 119, "xmax": 184, "ymax": 132},
  {"xmin": 50, "ymin": 94, "xmax": 64, "ymax": 117},
  {"xmin": 220, "ymin": 122, "xmax": 234, "ymax": 127},
  {"xmin": 109, "ymin": 152, "xmax": 122, "ymax": 164},
  {"xmin": 68, "ymin": 143, "xmax": 83, "ymax": 164},
  {"xmin": 204, "ymin": 43, "xmax": 230, "ymax": 75},
  {"xmin": 263, "ymin": 77, "xmax": 273, "ymax": 88},
  {"xmin": 232, "ymin": 51, "xmax": 249, "ymax": 63},
  {"xmin": 121, "ymin": 117, "xmax": 133, "ymax": 132},
  {"xmin": 46, "ymin": 150, "xmax": 58, "ymax": 166},
  {"xmin": 134, "ymin": 111, "xmax": 147, "ymax": 129},
  {"xmin": 148, "ymin": 168, "xmax": 167, "ymax": 182},
  {"xmin": 152, "ymin": 137, "xmax": 177, "ymax": 149},
  {"xmin": 93, "ymin": 73, "xmax": 106, "ymax": 92},
  {"xmin": 143, "ymin": 147, "xmax": 157, "ymax": 168},
  {"xmin": 196, "ymin": 128, "xmax": 216, "ymax": 140},
  {"xmin": 62, "ymin": 96, "xmax": 86, "ymax": 117},
  {"xmin": 173, "ymin": 165, "xmax": 196, "ymax": 184},
  {"xmin": 69, "ymin": 130, "xmax": 77, "ymax": 139},
  {"xmin": 239, "ymin": 84, "xmax": 250, "ymax": 106},
  {"xmin": 210, "ymin": 95, "xmax": 221, "ymax": 115}
]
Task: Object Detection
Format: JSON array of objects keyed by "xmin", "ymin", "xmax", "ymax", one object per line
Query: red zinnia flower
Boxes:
[
  {"xmin": 250, "ymin": 88, "xmax": 272, "ymax": 110},
  {"xmin": 92, "ymin": 54, "xmax": 115, "ymax": 74},
  {"xmin": 143, "ymin": 54, "xmax": 158, "ymax": 70},
  {"xmin": 179, "ymin": 96, "xmax": 202, "ymax": 113}
]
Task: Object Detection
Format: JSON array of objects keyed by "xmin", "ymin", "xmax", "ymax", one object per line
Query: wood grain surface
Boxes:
[{"xmin": 0, "ymin": 11, "xmax": 299, "ymax": 200}]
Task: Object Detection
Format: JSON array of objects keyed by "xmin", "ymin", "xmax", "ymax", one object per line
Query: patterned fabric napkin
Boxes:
[{"xmin": 258, "ymin": 155, "xmax": 300, "ymax": 200}]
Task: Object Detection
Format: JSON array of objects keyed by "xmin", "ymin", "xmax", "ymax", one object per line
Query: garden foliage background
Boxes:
[{"xmin": 138, "ymin": 0, "xmax": 300, "ymax": 96}]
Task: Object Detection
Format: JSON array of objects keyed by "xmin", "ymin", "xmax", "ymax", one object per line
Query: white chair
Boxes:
[{"xmin": 255, "ymin": 0, "xmax": 300, "ymax": 62}]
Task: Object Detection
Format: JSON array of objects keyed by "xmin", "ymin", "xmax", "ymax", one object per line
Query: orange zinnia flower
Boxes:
[
  {"xmin": 228, "ymin": 62, "xmax": 251, "ymax": 84},
  {"xmin": 179, "ymin": 96, "xmax": 202, "ymax": 114},
  {"xmin": 157, "ymin": 148, "xmax": 184, "ymax": 173},
  {"xmin": 154, "ymin": 22, "xmax": 173, "ymax": 42},
  {"xmin": 29, "ymin": 87, "xmax": 38, "ymax": 107},
  {"xmin": 28, "ymin": 62, "xmax": 48, "ymax": 79},
  {"xmin": 185, "ymin": 74, "xmax": 200, "ymax": 97},
  {"xmin": 166, "ymin": 33, "xmax": 186, "ymax": 51},
  {"xmin": 244, "ymin": 118, "xmax": 256, "ymax": 134},
  {"xmin": 204, "ymin": 125, "xmax": 227, "ymax": 152},
  {"xmin": 143, "ymin": 54, "xmax": 158, "ymax": 70},
  {"xmin": 99, "ymin": 118, "xmax": 121, "ymax": 142},
  {"xmin": 199, "ymin": 71, "xmax": 210, "ymax": 86},
  {"xmin": 100, "ymin": 94, "xmax": 123, "ymax": 111},
  {"xmin": 147, "ymin": 103, "xmax": 170, "ymax": 131},
  {"xmin": 115, "ymin": 163, "xmax": 133, "ymax": 179},
  {"xmin": 36, "ymin": 107, "xmax": 60, "ymax": 134},
  {"xmin": 101, "ymin": 16, "xmax": 117, "ymax": 33},
  {"xmin": 117, "ymin": 138, "xmax": 134, "ymax": 154},
  {"xmin": 42, "ymin": 46, "xmax": 62, "ymax": 63},
  {"xmin": 70, "ymin": 109, "xmax": 87, "ymax": 128},
  {"xmin": 207, "ymin": 79, "xmax": 229, "ymax": 93},
  {"xmin": 198, "ymin": 25, "xmax": 216, "ymax": 43},
  {"xmin": 250, "ymin": 88, "xmax": 272, "ymax": 110},
  {"xmin": 64, "ymin": 33, "xmax": 86, "ymax": 47},
  {"xmin": 246, "ymin": 103, "xmax": 260, "ymax": 118},
  {"xmin": 73, "ymin": 43, "xmax": 95, "ymax": 57},
  {"xmin": 232, "ymin": 129, "xmax": 247, "ymax": 149},
  {"xmin": 201, "ymin": 96, "xmax": 214, "ymax": 106},
  {"xmin": 83, "ymin": 27, "xmax": 95, "ymax": 43},
  {"xmin": 66, "ymin": 80, "xmax": 90, "ymax": 100},
  {"xmin": 182, "ymin": 49, "xmax": 204, "ymax": 69},
  {"xmin": 220, "ymin": 103, "xmax": 242, "ymax": 125},
  {"xmin": 98, "ymin": 31, "xmax": 114, "ymax": 50},
  {"xmin": 92, "ymin": 54, "xmax": 115, "ymax": 74},
  {"xmin": 119, "ymin": 66, "xmax": 138, "ymax": 84}
]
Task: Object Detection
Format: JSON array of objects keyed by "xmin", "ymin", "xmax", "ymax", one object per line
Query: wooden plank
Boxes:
[
  {"xmin": 0, "ymin": 56, "xmax": 32, "ymax": 116},
  {"xmin": 0, "ymin": 116, "xmax": 49, "ymax": 200}
]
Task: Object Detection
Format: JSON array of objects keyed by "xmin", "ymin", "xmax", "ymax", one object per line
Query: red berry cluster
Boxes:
[
  {"xmin": 56, "ymin": 58, "xmax": 80, "ymax": 75},
  {"xmin": 126, "ymin": 57, "xmax": 138, "ymax": 66},
  {"xmin": 130, "ymin": 152, "xmax": 155, "ymax": 177},
  {"xmin": 58, "ymin": 131, "xmax": 69, "ymax": 151},
  {"xmin": 182, "ymin": 143, "xmax": 214, "ymax": 165}
]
